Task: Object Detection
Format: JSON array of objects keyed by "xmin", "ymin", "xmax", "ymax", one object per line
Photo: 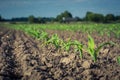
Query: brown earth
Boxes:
[{"xmin": 0, "ymin": 26, "xmax": 120, "ymax": 80}]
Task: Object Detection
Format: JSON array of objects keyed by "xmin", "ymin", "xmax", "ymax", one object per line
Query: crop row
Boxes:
[
  {"xmin": 7, "ymin": 23, "xmax": 120, "ymax": 38},
  {"xmin": 6, "ymin": 23, "xmax": 120, "ymax": 63},
  {"xmin": 22, "ymin": 27, "xmax": 117, "ymax": 62}
]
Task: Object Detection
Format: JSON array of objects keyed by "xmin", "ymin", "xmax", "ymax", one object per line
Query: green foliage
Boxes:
[
  {"xmin": 56, "ymin": 10, "xmax": 73, "ymax": 22},
  {"xmin": 8, "ymin": 23, "xmax": 120, "ymax": 39},
  {"xmin": 117, "ymin": 56, "xmax": 120, "ymax": 64},
  {"xmin": 23, "ymin": 27, "xmax": 41, "ymax": 39},
  {"xmin": 47, "ymin": 34, "xmax": 62, "ymax": 49},
  {"xmin": 73, "ymin": 40, "xmax": 83, "ymax": 59},
  {"xmin": 87, "ymin": 35, "xmax": 115, "ymax": 62},
  {"xmin": 39, "ymin": 31, "xmax": 49, "ymax": 41},
  {"xmin": 27, "ymin": 29, "xmax": 40, "ymax": 39},
  {"xmin": 39, "ymin": 31, "xmax": 49, "ymax": 47},
  {"xmin": 85, "ymin": 11, "xmax": 104, "ymax": 23},
  {"xmin": 62, "ymin": 38, "xmax": 73, "ymax": 51},
  {"xmin": 105, "ymin": 14, "xmax": 115, "ymax": 23},
  {"xmin": 28, "ymin": 15, "xmax": 35, "ymax": 23},
  {"xmin": 30, "ymin": 30, "xmax": 40, "ymax": 39},
  {"xmin": 115, "ymin": 16, "xmax": 120, "ymax": 22},
  {"xmin": 95, "ymin": 42, "xmax": 115, "ymax": 55},
  {"xmin": 5, "ymin": 23, "xmax": 119, "ymax": 62},
  {"xmin": 87, "ymin": 35, "xmax": 97, "ymax": 62}
]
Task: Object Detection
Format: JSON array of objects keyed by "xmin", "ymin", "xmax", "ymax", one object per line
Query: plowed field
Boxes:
[{"xmin": 0, "ymin": 26, "xmax": 120, "ymax": 80}]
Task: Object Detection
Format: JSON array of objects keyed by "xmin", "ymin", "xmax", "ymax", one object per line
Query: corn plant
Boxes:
[
  {"xmin": 39, "ymin": 31, "xmax": 49, "ymax": 41},
  {"xmin": 38, "ymin": 31, "xmax": 50, "ymax": 47},
  {"xmin": 73, "ymin": 40, "xmax": 83, "ymax": 59},
  {"xmin": 62, "ymin": 38, "xmax": 73, "ymax": 52},
  {"xmin": 30, "ymin": 30, "xmax": 40, "ymax": 39},
  {"xmin": 25, "ymin": 28, "xmax": 41, "ymax": 39},
  {"xmin": 46, "ymin": 34, "xmax": 62, "ymax": 50},
  {"xmin": 87, "ymin": 35, "xmax": 115, "ymax": 62}
]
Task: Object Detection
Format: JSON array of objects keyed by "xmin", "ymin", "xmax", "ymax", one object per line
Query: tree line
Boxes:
[{"xmin": 0, "ymin": 11, "xmax": 120, "ymax": 23}]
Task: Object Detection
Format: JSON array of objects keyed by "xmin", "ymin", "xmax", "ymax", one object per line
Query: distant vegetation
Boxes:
[
  {"xmin": 0, "ymin": 11, "xmax": 120, "ymax": 23},
  {"xmin": 6, "ymin": 23, "xmax": 118, "ymax": 62},
  {"xmin": 6, "ymin": 22, "xmax": 120, "ymax": 39}
]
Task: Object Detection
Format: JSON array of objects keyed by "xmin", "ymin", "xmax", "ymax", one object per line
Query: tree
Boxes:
[
  {"xmin": 11, "ymin": 17, "xmax": 28, "ymax": 22},
  {"xmin": 62, "ymin": 11, "xmax": 72, "ymax": 18},
  {"xmin": 92, "ymin": 13, "xmax": 104, "ymax": 23},
  {"xmin": 28, "ymin": 15, "xmax": 35, "ymax": 23},
  {"xmin": 85, "ymin": 11, "xmax": 94, "ymax": 21},
  {"xmin": 56, "ymin": 10, "xmax": 73, "ymax": 22},
  {"xmin": 85, "ymin": 11, "xmax": 104, "ymax": 23},
  {"xmin": 105, "ymin": 14, "xmax": 115, "ymax": 23},
  {"xmin": 75, "ymin": 16, "xmax": 82, "ymax": 21},
  {"xmin": 115, "ymin": 16, "xmax": 120, "ymax": 21},
  {"xmin": 38, "ymin": 17, "xmax": 44, "ymax": 23}
]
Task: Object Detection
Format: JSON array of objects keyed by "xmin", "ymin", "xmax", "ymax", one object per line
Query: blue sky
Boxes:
[{"xmin": 0, "ymin": 0, "xmax": 120, "ymax": 19}]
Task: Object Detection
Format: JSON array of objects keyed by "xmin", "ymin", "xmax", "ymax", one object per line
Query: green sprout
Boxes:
[
  {"xmin": 62, "ymin": 38, "xmax": 73, "ymax": 52},
  {"xmin": 47, "ymin": 34, "xmax": 62, "ymax": 50},
  {"xmin": 30, "ymin": 30, "xmax": 40, "ymax": 39},
  {"xmin": 87, "ymin": 35, "xmax": 114, "ymax": 62},
  {"xmin": 73, "ymin": 40, "xmax": 83, "ymax": 59},
  {"xmin": 39, "ymin": 31, "xmax": 49, "ymax": 41}
]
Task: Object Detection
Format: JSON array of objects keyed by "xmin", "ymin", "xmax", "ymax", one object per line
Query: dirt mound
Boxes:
[{"xmin": 0, "ymin": 27, "xmax": 120, "ymax": 80}]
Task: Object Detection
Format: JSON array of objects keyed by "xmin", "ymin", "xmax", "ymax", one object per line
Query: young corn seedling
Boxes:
[
  {"xmin": 62, "ymin": 38, "xmax": 73, "ymax": 52},
  {"xmin": 39, "ymin": 31, "xmax": 49, "ymax": 41},
  {"xmin": 73, "ymin": 40, "xmax": 83, "ymax": 59},
  {"xmin": 25, "ymin": 28, "xmax": 41, "ymax": 39},
  {"xmin": 31, "ymin": 30, "xmax": 40, "ymax": 39},
  {"xmin": 87, "ymin": 35, "xmax": 114, "ymax": 62},
  {"xmin": 46, "ymin": 34, "xmax": 62, "ymax": 50},
  {"xmin": 39, "ymin": 31, "xmax": 50, "ymax": 47}
]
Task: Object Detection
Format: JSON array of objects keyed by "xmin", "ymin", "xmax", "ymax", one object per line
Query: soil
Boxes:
[{"xmin": 0, "ymin": 26, "xmax": 120, "ymax": 80}]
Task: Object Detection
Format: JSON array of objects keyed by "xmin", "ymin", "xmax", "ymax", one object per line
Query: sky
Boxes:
[{"xmin": 0, "ymin": 0, "xmax": 120, "ymax": 19}]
